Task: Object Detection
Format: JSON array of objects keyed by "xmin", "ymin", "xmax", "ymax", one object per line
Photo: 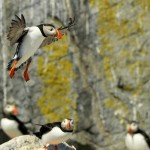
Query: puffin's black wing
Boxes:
[
  {"xmin": 7, "ymin": 14, "xmax": 27, "ymax": 45},
  {"xmin": 138, "ymin": 129, "xmax": 150, "ymax": 148},
  {"xmin": 39, "ymin": 36, "xmax": 57, "ymax": 48},
  {"xmin": 34, "ymin": 122, "xmax": 61, "ymax": 138},
  {"xmin": 39, "ymin": 122, "xmax": 60, "ymax": 133},
  {"xmin": 12, "ymin": 115, "xmax": 29, "ymax": 134},
  {"xmin": 33, "ymin": 123, "xmax": 53, "ymax": 138}
]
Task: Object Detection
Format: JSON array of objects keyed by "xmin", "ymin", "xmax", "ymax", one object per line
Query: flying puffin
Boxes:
[
  {"xmin": 7, "ymin": 14, "xmax": 75, "ymax": 81},
  {"xmin": 0, "ymin": 104, "xmax": 30, "ymax": 138},
  {"xmin": 125, "ymin": 120, "xmax": 150, "ymax": 150},
  {"xmin": 34, "ymin": 118, "xmax": 74, "ymax": 150}
]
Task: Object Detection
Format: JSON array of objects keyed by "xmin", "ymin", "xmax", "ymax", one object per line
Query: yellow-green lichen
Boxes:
[{"xmin": 37, "ymin": 37, "xmax": 77, "ymax": 122}]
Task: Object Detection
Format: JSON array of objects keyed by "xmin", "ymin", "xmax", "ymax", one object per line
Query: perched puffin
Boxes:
[
  {"xmin": 7, "ymin": 14, "xmax": 75, "ymax": 81},
  {"xmin": 1, "ymin": 104, "xmax": 29, "ymax": 138},
  {"xmin": 125, "ymin": 120, "xmax": 150, "ymax": 150},
  {"xmin": 34, "ymin": 118, "xmax": 74, "ymax": 150}
]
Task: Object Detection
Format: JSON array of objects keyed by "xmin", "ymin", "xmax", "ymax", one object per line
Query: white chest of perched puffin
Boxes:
[
  {"xmin": 125, "ymin": 133, "xmax": 150, "ymax": 150},
  {"xmin": 1, "ymin": 118, "xmax": 22, "ymax": 138},
  {"xmin": 16, "ymin": 26, "xmax": 45, "ymax": 67},
  {"xmin": 42, "ymin": 126, "xmax": 72, "ymax": 145}
]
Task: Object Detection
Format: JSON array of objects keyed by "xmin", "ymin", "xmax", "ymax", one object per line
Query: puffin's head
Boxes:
[
  {"xmin": 127, "ymin": 121, "xmax": 139, "ymax": 134},
  {"xmin": 3, "ymin": 104, "xmax": 18, "ymax": 116},
  {"xmin": 61, "ymin": 118, "xmax": 74, "ymax": 131},
  {"xmin": 43, "ymin": 17, "xmax": 75, "ymax": 39},
  {"xmin": 43, "ymin": 24, "xmax": 63, "ymax": 39}
]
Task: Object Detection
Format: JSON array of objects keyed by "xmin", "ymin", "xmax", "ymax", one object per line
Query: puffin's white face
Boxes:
[
  {"xmin": 43, "ymin": 25, "xmax": 63, "ymax": 39},
  {"xmin": 127, "ymin": 121, "xmax": 139, "ymax": 134},
  {"xmin": 4, "ymin": 105, "xmax": 18, "ymax": 115},
  {"xmin": 61, "ymin": 119, "xmax": 74, "ymax": 131},
  {"xmin": 43, "ymin": 25, "xmax": 56, "ymax": 36}
]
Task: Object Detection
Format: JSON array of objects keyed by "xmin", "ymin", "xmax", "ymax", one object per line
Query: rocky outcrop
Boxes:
[
  {"xmin": 0, "ymin": 135, "xmax": 76, "ymax": 150},
  {"xmin": 0, "ymin": 135, "xmax": 43, "ymax": 150}
]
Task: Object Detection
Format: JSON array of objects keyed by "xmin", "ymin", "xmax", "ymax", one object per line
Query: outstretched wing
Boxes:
[
  {"xmin": 7, "ymin": 14, "xmax": 26, "ymax": 45},
  {"xmin": 39, "ymin": 36, "xmax": 57, "ymax": 48}
]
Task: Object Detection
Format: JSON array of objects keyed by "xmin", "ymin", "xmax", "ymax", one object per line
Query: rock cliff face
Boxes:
[{"xmin": 0, "ymin": 0, "xmax": 150, "ymax": 150}]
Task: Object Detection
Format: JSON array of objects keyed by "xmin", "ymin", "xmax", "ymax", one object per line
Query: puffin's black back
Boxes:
[{"xmin": 135, "ymin": 128, "xmax": 150, "ymax": 148}]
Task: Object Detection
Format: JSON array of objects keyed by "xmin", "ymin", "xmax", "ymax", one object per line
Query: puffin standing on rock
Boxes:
[
  {"xmin": 125, "ymin": 120, "xmax": 150, "ymax": 150},
  {"xmin": 34, "ymin": 118, "xmax": 74, "ymax": 150},
  {"xmin": 7, "ymin": 14, "xmax": 75, "ymax": 81},
  {"xmin": 0, "ymin": 104, "xmax": 29, "ymax": 138}
]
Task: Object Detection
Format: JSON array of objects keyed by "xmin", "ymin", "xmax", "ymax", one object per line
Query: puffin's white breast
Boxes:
[
  {"xmin": 16, "ymin": 26, "xmax": 45, "ymax": 67},
  {"xmin": 125, "ymin": 133, "xmax": 150, "ymax": 150},
  {"xmin": 41, "ymin": 127, "xmax": 72, "ymax": 145},
  {"xmin": 1, "ymin": 118, "xmax": 23, "ymax": 138}
]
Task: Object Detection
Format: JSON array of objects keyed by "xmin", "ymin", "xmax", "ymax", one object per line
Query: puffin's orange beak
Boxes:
[
  {"xmin": 12, "ymin": 105, "xmax": 18, "ymax": 115},
  {"xmin": 56, "ymin": 29, "xmax": 63, "ymax": 39},
  {"xmin": 127, "ymin": 125, "xmax": 133, "ymax": 134},
  {"xmin": 67, "ymin": 120, "xmax": 71, "ymax": 129},
  {"xmin": 128, "ymin": 128, "xmax": 132, "ymax": 134}
]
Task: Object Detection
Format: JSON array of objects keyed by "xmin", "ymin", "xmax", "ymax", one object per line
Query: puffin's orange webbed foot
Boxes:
[
  {"xmin": 9, "ymin": 68, "xmax": 15, "ymax": 78},
  {"xmin": 9, "ymin": 61, "xmax": 18, "ymax": 78},
  {"xmin": 24, "ymin": 63, "xmax": 30, "ymax": 82},
  {"xmin": 24, "ymin": 70, "xmax": 30, "ymax": 81}
]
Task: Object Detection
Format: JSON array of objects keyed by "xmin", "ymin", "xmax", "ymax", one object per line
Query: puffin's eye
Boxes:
[
  {"xmin": 50, "ymin": 28, "xmax": 53, "ymax": 31},
  {"xmin": 64, "ymin": 119, "xmax": 67, "ymax": 123}
]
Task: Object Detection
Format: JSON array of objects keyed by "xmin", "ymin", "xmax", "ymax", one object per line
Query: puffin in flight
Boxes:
[
  {"xmin": 7, "ymin": 14, "xmax": 75, "ymax": 81},
  {"xmin": 0, "ymin": 104, "xmax": 30, "ymax": 138},
  {"xmin": 34, "ymin": 118, "xmax": 74, "ymax": 150},
  {"xmin": 125, "ymin": 120, "xmax": 150, "ymax": 150}
]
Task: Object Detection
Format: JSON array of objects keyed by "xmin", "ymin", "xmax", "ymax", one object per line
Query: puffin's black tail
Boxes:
[
  {"xmin": 7, "ymin": 59, "xmax": 14, "ymax": 71},
  {"xmin": 33, "ymin": 132, "xmax": 41, "ymax": 138},
  {"xmin": 7, "ymin": 59, "xmax": 25, "ymax": 71}
]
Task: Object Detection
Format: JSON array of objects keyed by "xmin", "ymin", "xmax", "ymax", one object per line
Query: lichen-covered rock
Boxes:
[
  {"xmin": 0, "ymin": 0, "xmax": 150, "ymax": 150},
  {"xmin": 0, "ymin": 135, "xmax": 76, "ymax": 150},
  {"xmin": 0, "ymin": 135, "xmax": 43, "ymax": 150}
]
